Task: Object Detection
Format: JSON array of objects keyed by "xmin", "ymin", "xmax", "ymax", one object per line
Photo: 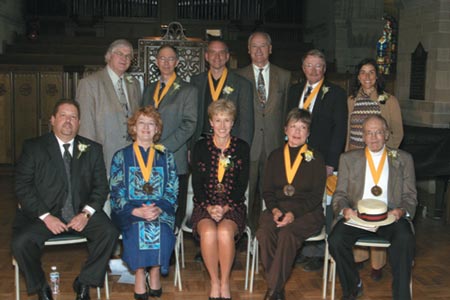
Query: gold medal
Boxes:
[
  {"xmin": 371, "ymin": 185, "xmax": 382, "ymax": 196},
  {"xmin": 216, "ymin": 183, "xmax": 225, "ymax": 193},
  {"xmin": 143, "ymin": 183, "xmax": 153, "ymax": 194},
  {"xmin": 283, "ymin": 184, "xmax": 295, "ymax": 197}
]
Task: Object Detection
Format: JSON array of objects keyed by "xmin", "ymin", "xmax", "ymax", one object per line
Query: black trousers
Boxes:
[
  {"xmin": 328, "ymin": 218, "xmax": 414, "ymax": 300},
  {"xmin": 175, "ymin": 174, "xmax": 189, "ymax": 228},
  {"xmin": 11, "ymin": 210, "xmax": 119, "ymax": 294}
]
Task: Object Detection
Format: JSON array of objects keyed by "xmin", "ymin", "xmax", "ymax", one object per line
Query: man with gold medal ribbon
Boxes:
[
  {"xmin": 110, "ymin": 106, "xmax": 179, "ymax": 300},
  {"xmin": 256, "ymin": 109, "xmax": 326, "ymax": 300},
  {"xmin": 329, "ymin": 115, "xmax": 417, "ymax": 300},
  {"xmin": 191, "ymin": 39, "xmax": 254, "ymax": 149},
  {"xmin": 142, "ymin": 45, "xmax": 198, "ymax": 228}
]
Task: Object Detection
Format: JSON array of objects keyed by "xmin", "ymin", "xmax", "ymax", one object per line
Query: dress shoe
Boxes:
[
  {"xmin": 38, "ymin": 284, "xmax": 53, "ymax": 300},
  {"xmin": 302, "ymin": 257, "xmax": 324, "ymax": 272},
  {"xmin": 271, "ymin": 289, "xmax": 286, "ymax": 300},
  {"xmin": 73, "ymin": 277, "xmax": 90, "ymax": 300},
  {"xmin": 134, "ymin": 292, "xmax": 148, "ymax": 300},
  {"xmin": 341, "ymin": 280, "xmax": 363, "ymax": 300},
  {"xmin": 370, "ymin": 267, "xmax": 383, "ymax": 281},
  {"xmin": 149, "ymin": 287, "xmax": 162, "ymax": 298}
]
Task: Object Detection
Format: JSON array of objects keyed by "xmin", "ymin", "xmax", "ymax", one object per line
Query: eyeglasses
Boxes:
[
  {"xmin": 157, "ymin": 56, "xmax": 177, "ymax": 63},
  {"xmin": 364, "ymin": 130, "xmax": 385, "ymax": 137},
  {"xmin": 113, "ymin": 51, "xmax": 133, "ymax": 61},
  {"xmin": 303, "ymin": 63, "xmax": 324, "ymax": 70}
]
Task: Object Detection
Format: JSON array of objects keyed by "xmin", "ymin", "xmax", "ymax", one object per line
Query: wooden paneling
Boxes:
[
  {"xmin": 0, "ymin": 73, "xmax": 13, "ymax": 164},
  {"xmin": 13, "ymin": 72, "xmax": 39, "ymax": 161},
  {"xmin": 39, "ymin": 72, "xmax": 64, "ymax": 134}
]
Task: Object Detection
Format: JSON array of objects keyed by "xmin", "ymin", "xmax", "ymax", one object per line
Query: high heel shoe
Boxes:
[
  {"xmin": 149, "ymin": 287, "xmax": 162, "ymax": 298},
  {"xmin": 134, "ymin": 292, "xmax": 148, "ymax": 300},
  {"xmin": 208, "ymin": 297, "xmax": 221, "ymax": 300}
]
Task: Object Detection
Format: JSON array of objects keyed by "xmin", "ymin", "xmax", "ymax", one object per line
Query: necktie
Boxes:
[
  {"xmin": 117, "ymin": 78, "xmax": 129, "ymax": 116},
  {"xmin": 159, "ymin": 81, "xmax": 166, "ymax": 96},
  {"xmin": 257, "ymin": 68, "xmax": 266, "ymax": 108},
  {"xmin": 62, "ymin": 144, "xmax": 75, "ymax": 222},
  {"xmin": 303, "ymin": 85, "xmax": 313, "ymax": 103}
]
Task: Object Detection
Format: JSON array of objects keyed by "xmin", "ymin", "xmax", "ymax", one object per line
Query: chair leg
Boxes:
[
  {"xmin": 104, "ymin": 272, "xmax": 110, "ymax": 299},
  {"xmin": 244, "ymin": 227, "xmax": 251, "ymax": 290},
  {"xmin": 249, "ymin": 238, "xmax": 258, "ymax": 293},
  {"xmin": 331, "ymin": 258, "xmax": 336, "ymax": 300},
  {"xmin": 174, "ymin": 235, "xmax": 183, "ymax": 291},
  {"xmin": 322, "ymin": 243, "xmax": 329, "ymax": 299},
  {"xmin": 13, "ymin": 258, "xmax": 20, "ymax": 300}
]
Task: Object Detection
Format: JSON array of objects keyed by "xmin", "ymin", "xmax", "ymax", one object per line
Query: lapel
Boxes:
[
  {"xmin": 71, "ymin": 137, "xmax": 81, "ymax": 196},
  {"xmin": 353, "ymin": 150, "xmax": 367, "ymax": 201},
  {"xmin": 222, "ymin": 71, "xmax": 237, "ymax": 101},
  {"xmin": 311, "ymin": 80, "xmax": 326, "ymax": 115},
  {"xmin": 387, "ymin": 148, "xmax": 400, "ymax": 203},
  {"xmin": 266, "ymin": 65, "xmax": 278, "ymax": 110},
  {"xmin": 158, "ymin": 77, "xmax": 182, "ymax": 109},
  {"xmin": 124, "ymin": 75, "xmax": 139, "ymax": 112},
  {"xmin": 46, "ymin": 133, "xmax": 69, "ymax": 187}
]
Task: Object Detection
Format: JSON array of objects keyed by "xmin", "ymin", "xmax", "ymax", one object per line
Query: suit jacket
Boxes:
[
  {"xmin": 332, "ymin": 148, "xmax": 417, "ymax": 222},
  {"xmin": 236, "ymin": 64, "xmax": 291, "ymax": 159},
  {"xmin": 15, "ymin": 133, "xmax": 109, "ymax": 221},
  {"xmin": 287, "ymin": 80, "xmax": 347, "ymax": 169},
  {"xmin": 190, "ymin": 70, "xmax": 254, "ymax": 146},
  {"xmin": 142, "ymin": 77, "xmax": 198, "ymax": 175},
  {"xmin": 76, "ymin": 67, "xmax": 142, "ymax": 173}
]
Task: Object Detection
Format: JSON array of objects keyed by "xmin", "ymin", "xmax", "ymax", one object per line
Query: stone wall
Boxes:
[
  {"xmin": 0, "ymin": 0, "xmax": 24, "ymax": 54},
  {"xmin": 396, "ymin": 0, "xmax": 450, "ymax": 128}
]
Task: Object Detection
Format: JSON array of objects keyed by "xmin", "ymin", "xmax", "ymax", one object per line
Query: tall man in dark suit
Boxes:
[
  {"xmin": 76, "ymin": 39, "xmax": 142, "ymax": 174},
  {"xmin": 191, "ymin": 39, "xmax": 254, "ymax": 146},
  {"xmin": 12, "ymin": 99, "xmax": 120, "ymax": 300},
  {"xmin": 287, "ymin": 49, "xmax": 348, "ymax": 271},
  {"xmin": 236, "ymin": 32, "xmax": 291, "ymax": 232},
  {"xmin": 142, "ymin": 45, "xmax": 198, "ymax": 227},
  {"xmin": 329, "ymin": 115, "xmax": 417, "ymax": 300}
]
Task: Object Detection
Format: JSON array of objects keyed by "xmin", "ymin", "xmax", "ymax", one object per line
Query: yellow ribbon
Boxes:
[
  {"xmin": 153, "ymin": 73, "xmax": 177, "ymax": 108},
  {"xmin": 365, "ymin": 147, "xmax": 387, "ymax": 186},
  {"xmin": 208, "ymin": 68, "xmax": 228, "ymax": 101},
  {"xmin": 133, "ymin": 142, "xmax": 155, "ymax": 183},
  {"xmin": 214, "ymin": 137, "xmax": 231, "ymax": 183},
  {"xmin": 284, "ymin": 144, "xmax": 308, "ymax": 184},
  {"xmin": 302, "ymin": 78, "xmax": 324, "ymax": 110}
]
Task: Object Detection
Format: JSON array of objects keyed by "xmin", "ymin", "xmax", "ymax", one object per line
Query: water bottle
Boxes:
[{"xmin": 49, "ymin": 266, "xmax": 60, "ymax": 294}]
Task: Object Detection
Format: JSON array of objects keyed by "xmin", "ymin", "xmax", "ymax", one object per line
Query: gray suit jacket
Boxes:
[
  {"xmin": 236, "ymin": 64, "xmax": 291, "ymax": 159},
  {"xmin": 142, "ymin": 77, "xmax": 198, "ymax": 175},
  {"xmin": 332, "ymin": 148, "xmax": 418, "ymax": 222},
  {"xmin": 76, "ymin": 68, "xmax": 142, "ymax": 173},
  {"xmin": 190, "ymin": 70, "xmax": 254, "ymax": 146}
]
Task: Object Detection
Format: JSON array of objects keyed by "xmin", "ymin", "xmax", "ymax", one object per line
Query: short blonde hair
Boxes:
[{"xmin": 207, "ymin": 99, "xmax": 236, "ymax": 121}]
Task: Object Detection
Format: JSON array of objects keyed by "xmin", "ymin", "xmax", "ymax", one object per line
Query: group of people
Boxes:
[{"xmin": 11, "ymin": 30, "xmax": 416, "ymax": 300}]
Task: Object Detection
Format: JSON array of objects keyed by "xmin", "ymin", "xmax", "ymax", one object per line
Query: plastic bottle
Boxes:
[{"xmin": 49, "ymin": 266, "xmax": 60, "ymax": 294}]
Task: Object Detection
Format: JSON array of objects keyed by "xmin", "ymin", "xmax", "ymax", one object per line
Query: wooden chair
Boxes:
[{"xmin": 12, "ymin": 233, "xmax": 110, "ymax": 300}]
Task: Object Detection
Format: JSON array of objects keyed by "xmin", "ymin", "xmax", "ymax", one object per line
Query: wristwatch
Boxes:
[{"xmin": 81, "ymin": 210, "xmax": 91, "ymax": 219}]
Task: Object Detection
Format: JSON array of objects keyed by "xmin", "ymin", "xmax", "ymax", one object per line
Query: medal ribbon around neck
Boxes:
[
  {"xmin": 208, "ymin": 68, "xmax": 228, "ymax": 101},
  {"xmin": 365, "ymin": 147, "xmax": 387, "ymax": 187},
  {"xmin": 153, "ymin": 72, "xmax": 177, "ymax": 108},
  {"xmin": 284, "ymin": 143, "xmax": 308, "ymax": 184},
  {"xmin": 214, "ymin": 137, "xmax": 231, "ymax": 183},
  {"xmin": 133, "ymin": 142, "xmax": 156, "ymax": 183},
  {"xmin": 302, "ymin": 78, "xmax": 324, "ymax": 110}
]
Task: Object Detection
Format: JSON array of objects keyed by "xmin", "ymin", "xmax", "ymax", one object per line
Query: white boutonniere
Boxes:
[
  {"xmin": 377, "ymin": 92, "xmax": 389, "ymax": 104},
  {"xmin": 173, "ymin": 82, "xmax": 180, "ymax": 91},
  {"xmin": 321, "ymin": 86, "xmax": 330, "ymax": 99},
  {"xmin": 219, "ymin": 154, "xmax": 234, "ymax": 170},
  {"xmin": 387, "ymin": 149, "xmax": 398, "ymax": 159},
  {"xmin": 153, "ymin": 144, "xmax": 165, "ymax": 153},
  {"xmin": 223, "ymin": 85, "xmax": 234, "ymax": 95},
  {"xmin": 303, "ymin": 149, "xmax": 315, "ymax": 162},
  {"xmin": 77, "ymin": 142, "xmax": 90, "ymax": 159},
  {"xmin": 125, "ymin": 75, "xmax": 134, "ymax": 84}
]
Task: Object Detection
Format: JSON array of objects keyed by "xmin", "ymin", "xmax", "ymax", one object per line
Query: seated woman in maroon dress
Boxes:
[
  {"xmin": 256, "ymin": 109, "xmax": 326, "ymax": 300},
  {"xmin": 191, "ymin": 99, "xmax": 250, "ymax": 300}
]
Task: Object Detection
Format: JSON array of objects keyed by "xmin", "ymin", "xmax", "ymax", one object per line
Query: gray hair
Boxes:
[
  {"xmin": 302, "ymin": 49, "xmax": 326, "ymax": 67},
  {"xmin": 248, "ymin": 32, "xmax": 272, "ymax": 46},
  {"xmin": 104, "ymin": 39, "xmax": 134, "ymax": 63}
]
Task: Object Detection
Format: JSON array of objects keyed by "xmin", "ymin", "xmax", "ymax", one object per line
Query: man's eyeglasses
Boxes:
[
  {"xmin": 364, "ymin": 130, "xmax": 385, "ymax": 137},
  {"xmin": 113, "ymin": 51, "xmax": 133, "ymax": 61},
  {"xmin": 157, "ymin": 56, "xmax": 177, "ymax": 63},
  {"xmin": 303, "ymin": 63, "xmax": 324, "ymax": 70}
]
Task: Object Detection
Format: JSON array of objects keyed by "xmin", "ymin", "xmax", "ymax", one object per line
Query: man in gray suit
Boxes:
[
  {"xmin": 236, "ymin": 32, "xmax": 291, "ymax": 232},
  {"xmin": 329, "ymin": 115, "xmax": 417, "ymax": 300},
  {"xmin": 142, "ymin": 45, "xmax": 198, "ymax": 227},
  {"xmin": 76, "ymin": 39, "xmax": 142, "ymax": 174},
  {"xmin": 190, "ymin": 39, "xmax": 254, "ymax": 146}
]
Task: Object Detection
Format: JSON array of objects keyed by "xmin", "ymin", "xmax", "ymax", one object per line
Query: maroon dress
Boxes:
[{"xmin": 191, "ymin": 135, "xmax": 250, "ymax": 239}]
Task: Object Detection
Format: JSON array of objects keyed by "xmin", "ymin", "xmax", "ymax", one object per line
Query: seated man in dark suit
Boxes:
[
  {"xmin": 329, "ymin": 115, "xmax": 417, "ymax": 300},
  {"xmin": 11, "ymin": 99, "xmax": 120, "ymax": 300}
]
